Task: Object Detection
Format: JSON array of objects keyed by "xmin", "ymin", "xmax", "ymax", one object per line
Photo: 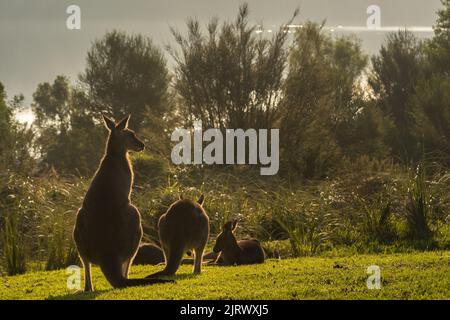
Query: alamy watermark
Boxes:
[
  {"xmin": 66, "ymin": 5, "xmax": 81, "ymax": 30},
  {"xmin": 366, "ymin": 5, "xmax": 381, "ymax": 30},
  {"xmin": 171, "ymin": 121, "xmax": 279, "ymax": 176},
  {"xmin": 366, "ymin": 265, "xmax": 381, "ymax": 289},
  {"xmin": 66, "ymin": 265, "xmax": 81, "ymax": 290}
]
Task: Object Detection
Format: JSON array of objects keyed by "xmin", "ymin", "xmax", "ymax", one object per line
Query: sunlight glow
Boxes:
[{"xmin": 16, "ymin": 109, "xmax": 35, "ymax": 125}]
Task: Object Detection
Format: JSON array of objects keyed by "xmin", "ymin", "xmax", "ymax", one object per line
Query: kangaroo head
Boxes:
[
  {"xmin": 103, "ymin": 114, "xmax": 145, "ymax": 153},
  {"xmin": 213, "ymin": 219, "xmax": 238, "ymax": 253}
]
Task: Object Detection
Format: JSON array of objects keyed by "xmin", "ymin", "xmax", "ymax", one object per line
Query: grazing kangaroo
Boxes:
[
  {"xmin": 147, "ymin": 195, "xmax": 209, "ymax": 277},
  {"xmin": 73, "ymin": 115, "xmax": 171, "ymax": 292},
  {"xmin": 133, "ymin": 243, "xmax": 165, "ymax": 265},
  {"xmin": 213, "ymin": 220, "xmax": 265, "ymax": 265}
]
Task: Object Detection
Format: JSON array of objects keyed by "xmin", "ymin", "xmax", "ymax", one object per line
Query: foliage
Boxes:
[
  {"xmin": 405, "ymin": 164, "xmax": 433, "ymax": 241},
  {"xmin": 0, "ymin": 174, "xmax": 86, "ymax": 273},
  {"xmin": 280, "ymin": 22, "xmax": 369, "ymax": 178},
  {"xmin": 369, "ymin": 31, "xmax": 424, "ymax": 160},
  {"xmin": 80, "ymin": 30, "xmax": 170, "ymax": 132},
  {"xmin": 0, "ymin": 82, "xmax": 34, "ymax": 173},
  {"xmin": 356, "ymin": 199, "xmax": 397, "ymax": 244},
  {"xmin": 427, "ymin": 0, "xmax": 450, "ymax": 75},
  {"xmin": 1, "ymin": 211, "xmax": 27, "ymax": 276},
  {"xmin": 32, "ymin": 76, "xmax": 105, "ymax": 175},
  {"xmin": 170, "ymin": 4, "xmax": 297, "ymax": 129}
]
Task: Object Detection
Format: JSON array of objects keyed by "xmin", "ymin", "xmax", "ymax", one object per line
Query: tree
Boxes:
[
  {"xmin": 280, "ymin": 22, "xmax": 370, "ymax": 178},
  {"xmin": 0, "ymin": 82, "xmax": 16, "ymax": 171},
  {"xmin": 411, "ymin": 0, "xmax": 450, "ymax": 161},
  {"xmin": 410, "ymin": 75, "xmax": 450, "ymax": 160},
  {"xmin": 427, "ymin": 0, "xmax": 450, "ymax": 75},
  {"xmin": 80, "ymin": 30, "xmax": 170, "ymax": 132},
  {"xmin": 369, "ymin": 31, "xmax": 423, "ymax": 128},
  {"xmin": 369, "ymin": 31, "xmax": 424, "ymax": 160},
  {"xmin": 32, "ymin": 76, "xmax": 103, "ymax": 175},
  {"xmin": 0, "ymin": 83, "xmax": 34, "ymax": 173},
  {"xmin": 170, "ymin": 4, "xmax": 297, "ymax": 130}
]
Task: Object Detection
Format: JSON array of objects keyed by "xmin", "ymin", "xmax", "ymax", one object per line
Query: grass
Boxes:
[
  {"xmin": 1, "ymin": 211, "xmax": 26, "ymax": 276},
  {"xmin": 1, "ymin": 251, "xmax": 449, "ymax": 300},
  {"xmin": 1, "ymin": 160, "xmax": 449, "ymax": 276}
]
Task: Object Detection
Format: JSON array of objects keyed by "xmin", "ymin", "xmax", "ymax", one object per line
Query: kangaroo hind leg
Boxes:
[
  {"xmin": 146, "ymin": 242, "xmax": 184, "ymax": 278},
  {"xmin": 81, "ymin": 256, "xmax": 94, "ymax": 292},
  {"xmin": 193, "ymin": 244, "xmax": 205, "ymax": 274},
  {"xmin": 122, "ymin": 258, "xmax": 132, "ymax": 278}
]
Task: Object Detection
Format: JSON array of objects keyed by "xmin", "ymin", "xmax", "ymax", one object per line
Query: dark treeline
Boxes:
[{"xmin": 1, "ymin": 2, "xmax": 449, "ymax": 178}]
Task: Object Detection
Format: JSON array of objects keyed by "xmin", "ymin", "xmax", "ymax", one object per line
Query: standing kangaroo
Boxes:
[
  {"xmin": 147, "ymin": 195, "xmax": 209, "ymax": 278},
  {"xmin": 73, "ymin": 115, "xmax": 171, "ymax": 292},
  {"xmin": 213, "ymin": 220, "xmax": 265, "ymax": 265}
]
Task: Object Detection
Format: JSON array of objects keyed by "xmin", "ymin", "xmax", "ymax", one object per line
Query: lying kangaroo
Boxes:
[
  {"xmin": 213, "ymin": 220, "xmax": 265, "ymax": 265},
  {"xmin": 147, "ymin": 195, "xmax": 209, "ymax": 277},
  {"xmin": 133, "ymin": 243, "xmax": 165, "ymax": 265},
  {"xmin": 73, "ymin": 115, "xmax": 171, "ymax": 291}
]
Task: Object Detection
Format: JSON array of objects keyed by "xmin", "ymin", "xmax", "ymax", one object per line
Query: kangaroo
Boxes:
[
  {"xmin": 133, "ymin": 243, "xmax": 165, "ymax": 265},
  {"xmin": 73, "ymin": 114, "xmax": 171, "ymax": 292},
  {"xmin": 147, "ymin": 195, "xmax": 209, "ymax": 277},
  {"xmin": 213, "ymin": 220, "xmax": 265, "ymax": 265}
]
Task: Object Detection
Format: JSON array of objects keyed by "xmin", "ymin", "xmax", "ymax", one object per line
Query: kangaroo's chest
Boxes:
[{"xmin": 86, "ymin": 162, "xmax": 132, "ymax": 202}]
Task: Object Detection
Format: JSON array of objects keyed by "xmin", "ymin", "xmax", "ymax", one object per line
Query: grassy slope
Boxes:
[{"xmin": 1, "ymin": 251, "xmax": 449, "ymax": 300}]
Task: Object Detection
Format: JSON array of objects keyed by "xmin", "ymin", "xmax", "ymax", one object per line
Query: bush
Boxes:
[
  {"xmin": 405, "ymin": 164, "xmax": 433, "ymax": 240},
  {"xmin": 1, "ymin": 211, "xmax": 27, "ymax": 275},
  {"xmin": 274, "ymin": 191, "xmax": 337, "ymax": 256},
  {"xmin": 357, "ymin": 199, "xmax": 397, "ymax": 244},
  {"xmin": 131, "ymin": 153, "xmax": 170, "ymax": 187}
]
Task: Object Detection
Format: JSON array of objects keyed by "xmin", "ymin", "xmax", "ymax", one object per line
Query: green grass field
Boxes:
[{"xmin": 1, "ymin": 251, "xmax": 449, "ymax": 300}]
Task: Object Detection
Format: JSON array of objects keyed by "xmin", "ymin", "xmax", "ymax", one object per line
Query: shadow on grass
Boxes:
[
  {"xmin": 143, "ymin": 272, "xmax": 197, "ymax": 282},
  {"xmin": 46, "ymin": 273, "xmax": 197, "ymax": 300},
  {"xmin": 47, "ymin": 289, "xmax": 111, "ymax": 300},
  {"xmin": 168, "ymin": 273, "xmax": 197, "ymax": 281}
]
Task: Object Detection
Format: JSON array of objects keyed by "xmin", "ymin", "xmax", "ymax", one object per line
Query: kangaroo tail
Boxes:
[
  {"xmin": 100, "ymin": 260, "xmax": 173, "ymax": 288},
  {"xmin": 146, "ymin": 242, "xmax": 184, "ymax": 278}
]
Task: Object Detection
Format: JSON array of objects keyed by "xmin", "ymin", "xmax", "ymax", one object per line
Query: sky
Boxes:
[{"xmin": 0, "ymin": 0, "xmax": 443, "ymax": 121}]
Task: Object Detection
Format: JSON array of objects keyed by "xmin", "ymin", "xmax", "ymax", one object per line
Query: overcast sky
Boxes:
[{"xmin": 0, "ymin": 0, "xmax": 443, "ymax": 106}]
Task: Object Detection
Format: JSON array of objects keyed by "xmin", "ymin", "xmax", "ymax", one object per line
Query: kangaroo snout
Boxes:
[{"xmin": 134, "ymin": 139, "xmax": 145, "ymax": 152}]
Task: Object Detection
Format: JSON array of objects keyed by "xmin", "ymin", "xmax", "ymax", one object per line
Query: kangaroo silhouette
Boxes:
[
  {"xmin": 73, "ymin": 115, "xmax": 172, "ymax": 292},
  {"xmin": 133, "ymin": 243, "xmax": 165, "ymax": 265},
  {"xmin": 147, "ymin": 195, "xmax": 209, "ymax": 278},
  {"xmin": 213, "ymin": 220, "xmax": 265, "ymax": 265}
]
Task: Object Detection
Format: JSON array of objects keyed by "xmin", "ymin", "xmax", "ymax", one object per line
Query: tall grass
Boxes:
[
  {"xmin": 0, "ymin": 157, "xmax": 449, "ymax": 274},
  {"xmin": 1, "ymin": 211, "xmax": 27, "ymax": 275},
  {"xmin": 0, "ymin": 174, "xmax": 84, "ymax": 272},
  {"xmin": 274, "ymin": 190, "xmax": 337, "ymax": 256},
  {"xmin": 405, "ymin": 164, "xmax": 433, "ymax": 241},
  {"xmin": 45, "ymin": 224, "xmax": 66, "ymax": 271},
  {"xmin": 356, "ymin": 198, "xmax": 397, "ymax": 244}
]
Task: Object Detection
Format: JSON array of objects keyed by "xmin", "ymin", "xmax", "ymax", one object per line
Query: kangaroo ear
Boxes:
[
  {"xmin": 116, "ymin": 114, "xmax": 130, "ymax": 130},
  {"xmin": 197, "ymin": 194, "xmax": 205, "ymax": 205},
  {"xmin": 103, "ymin": 115, "xmax": 116, "ymax": 131},
  {"xmin": 232, "ymin": 219, "xmax": 238, "ymax": 231}
]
